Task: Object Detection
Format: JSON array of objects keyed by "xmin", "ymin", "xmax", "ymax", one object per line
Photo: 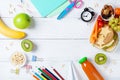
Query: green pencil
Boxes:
[{"xmin": 38, "ymin": 68, "xmax": 52, "ymax": 80}]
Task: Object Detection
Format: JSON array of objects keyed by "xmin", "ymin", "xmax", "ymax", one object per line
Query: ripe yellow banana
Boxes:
[{"xmin": 0, "ymin": 18, "xmax": 26, "ymax": 39}]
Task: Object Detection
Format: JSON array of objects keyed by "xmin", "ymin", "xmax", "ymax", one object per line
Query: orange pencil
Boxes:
[{"xmin": 33, "ymin": 75, "xmax": 39, "ymax": 80}]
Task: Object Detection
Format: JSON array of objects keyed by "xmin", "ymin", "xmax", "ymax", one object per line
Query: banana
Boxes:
[{"xmin": 0, "ymin": 18, "xmax": 26, "ymax": 39}]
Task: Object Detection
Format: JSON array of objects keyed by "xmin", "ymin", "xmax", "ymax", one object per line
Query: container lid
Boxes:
[{"xmin": 79, "ymin": 57, "xmax": 87, "ymax": 64}]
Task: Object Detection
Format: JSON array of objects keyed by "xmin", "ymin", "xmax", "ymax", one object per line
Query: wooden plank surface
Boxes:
[{"xmin": 0, "ymin": 0, "xmax": 120, "ymax": 80}]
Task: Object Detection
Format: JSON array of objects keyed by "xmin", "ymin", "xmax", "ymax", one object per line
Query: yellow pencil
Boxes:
[{"xmin": 41, "ymin": 75, "xmax": 47, "ymax": 80}]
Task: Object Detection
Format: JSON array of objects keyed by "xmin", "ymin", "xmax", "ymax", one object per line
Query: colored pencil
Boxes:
[
  {"xmin": 33, "ymin": 75, "xmax": 40, "ymax": 80},
  {"xmin": 52, "ymin": 68, "xmax": 64, "ymax": 80},
  {"xmin": 37, "ymin": 70, "xmax": 47, "ymax": 80},
  {"xmin": 30, "ymin": 73, "xmax": 40, "ymax": 80},
  {"xmin": 32, "ymin": 71, "xmax": 43, "ymax": 80},
  {"xmin": 45, "ymin": 68, "xmax": 59, "ymax": 80},
  {"xmin": 41, "ymin": 73, "xmax": 49, "ymax": 80},
  {"xmin": 40, "ymin": 75, "xmax": 47, "ymax": 80},
  {"xmin": 38, "ymin": 68, "xmax": 52, "ymax": 80},
  {"xmin": 42, "ymin": 68, "xmax": 57, "ymax": 80}
]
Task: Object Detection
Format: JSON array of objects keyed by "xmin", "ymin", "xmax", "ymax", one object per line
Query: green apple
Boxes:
[{"xmin": 14, "ymin": 13, "xmax": 31, "ymax": 29}]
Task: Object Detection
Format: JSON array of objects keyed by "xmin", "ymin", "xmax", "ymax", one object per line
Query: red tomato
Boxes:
[
  {"xmin": 97, "ymin": 15, "xmax": 103, "ymax": 22},
  {"xmin": 98, "ymin": 21, "xmax": 104, "ymax": 28}
]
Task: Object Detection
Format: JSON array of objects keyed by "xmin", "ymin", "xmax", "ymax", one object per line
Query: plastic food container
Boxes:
[
  {"xmin": 10, "ymin": 52, "xmax": 27, "ymax": 68},
  {"xmin": 101, "ymin": 4, "xmax": 115, "ymax": 21}
]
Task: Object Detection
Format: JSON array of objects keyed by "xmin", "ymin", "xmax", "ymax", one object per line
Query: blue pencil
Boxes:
[{"xmin": 32, "ymin": 71, "xmax": 43, "ymax": 80}]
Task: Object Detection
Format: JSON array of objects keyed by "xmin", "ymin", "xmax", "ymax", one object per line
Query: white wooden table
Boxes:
[{"xmin": 0, "ymin": 0, "xmax": 120, "ymax": 80}]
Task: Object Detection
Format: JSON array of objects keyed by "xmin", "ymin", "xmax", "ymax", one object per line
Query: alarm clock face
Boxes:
[
  {"xmin": 81, "ymin": 7, "xmax": 95, "ymax": 22},
  {"xmin": 82, "ymin": 11, "xmax": 92, "ymax": 21}
]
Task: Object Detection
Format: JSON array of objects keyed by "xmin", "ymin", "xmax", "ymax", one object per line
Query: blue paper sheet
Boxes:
[{"xmin": 31, "ymin": 0, "xmax": 67, "ymax": 17}]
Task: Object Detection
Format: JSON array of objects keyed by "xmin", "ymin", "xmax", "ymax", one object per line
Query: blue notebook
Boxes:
[{"xmin": 31, "ymin": 0, "xmax": 67, "ymax": 17}]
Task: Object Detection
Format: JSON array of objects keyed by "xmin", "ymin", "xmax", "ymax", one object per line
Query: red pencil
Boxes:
[
  {"xmin": 42, "ymin": 68, "xmax": 57, "ymax": 80},
  {"xmin": 52, "ymin": 67, "xmax": 64, "ymax": 80}
]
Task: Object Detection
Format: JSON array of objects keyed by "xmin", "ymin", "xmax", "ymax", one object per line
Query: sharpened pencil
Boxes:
[
  {"xmin": 45, "ymin": 68, "xmax": 59, "ymax": 80},
  {"xmin": 52, "ymin": 67, "xmax": 64, "ymax": 80},
  {"xmin": 41, "ymin": 73, "xmax": 49, "ymax": 80},
  {"xmin": 33, "ymin": 75, "xmax": 40, "ymax": 80},
  {"xmin": 38, "ymin": 68, "xmax": 52, "ymax": 80},
  {"xmin": 40, "ymin": 74, "xmax": 47, "ymax": 80},
  {"xmin": 32, "ymin": 71, "xmax": 43, "ymax": 80},
  {"xmin": 42, "ymin": 68, "xmax": 57, "ymax": 80}
]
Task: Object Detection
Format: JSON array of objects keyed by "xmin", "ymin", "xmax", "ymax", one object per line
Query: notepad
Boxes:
[
  {"xmin": 47, "ymin": 1, "xmax": 69, "ymax": 17},
  {"xmin": 31, "ymin": 0, "xmax": 67, "ymax": 17}
]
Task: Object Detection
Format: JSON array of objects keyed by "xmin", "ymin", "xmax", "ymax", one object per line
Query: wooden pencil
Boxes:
[
  {"xmin": 52, "ymin": 67, "xmax": 64, "ymax": 80},
  {"xmin": 45, "ymin": 68, "xmax": 59, "ymax": 80},
  {"xmin": 42, "ymin": 68, "xmax": 57, "ymax": 80},
  {"xmin": 33, "ymin": 75, "xmax": 40, "ymax": 80},
  {"xmin": 38, "ymin": 68, "xmax": 52, "ymax": 80}
]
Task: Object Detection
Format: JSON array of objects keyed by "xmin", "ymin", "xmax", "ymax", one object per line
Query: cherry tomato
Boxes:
[
  {"xmin": 98, "ymin": 21, "xmax": 104, "ymax": 28},
  {"xmin": 97, "ymin": 15, "xmax": 103, "ymax": 22}
]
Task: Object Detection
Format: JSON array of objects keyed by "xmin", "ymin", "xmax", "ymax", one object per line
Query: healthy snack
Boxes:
[
  {"xmin": 0, "ymin": 18, "xmax": 26, "ymax": 39},
  {"xmin": 109, "ymin": 17, "xmax": 120, "ymax": 32},
  {"xmin": 14, "ymin": 13, "xmax": 31, "ymax": 29},
  {"xmin": 90, "ymin": 21, "xmax": 98, "ymax": 44},
  {"xmin": 90, "ymin": 15, "xmax": 104, "ymax": 44},
  {"xmin": 101, "ymin": 4, "xmax": 114, "ymax": 20},
  {"xmin": 115, "ymin": 8, "xmax": 120, "ymax": 16},
  {"xmin": 90, "ymin": 4, "xmax": 119, "ymax": 52},
  {"xmin": 90, "ymin": 14, "xmax": 119, "ymax": 51},
  {"xmin": 95, "ymin": 53, "xmax": 107, "ymax": 65},
  {"xmin": 79, "ymin": 57, "xmax": 104, "ymax": 80},
  {"xmin": 10, "ymin": 52, "xmax": 26, "ymax": 67},
  {"xmin": 94, "ymin": 25, "xmax": 118, "ymax": 51},
  {"xmin": 21, "ymin": 39, "xmax": 34, "ymax": 52}
]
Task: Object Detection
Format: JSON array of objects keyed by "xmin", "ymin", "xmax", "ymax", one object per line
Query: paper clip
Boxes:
[
  {"xmin": 32, "ymin": 55, "xmax": 44, "ymax": 62},
  {"xmin": 24, "ymin": 64, "xmax": 32, "ymax": 73},
  {"xmin": 11, "ymin": 68, "xmax": 20, "ymax": 75}
]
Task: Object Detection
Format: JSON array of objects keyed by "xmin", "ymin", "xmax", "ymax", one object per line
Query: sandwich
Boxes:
[{"xmin": 93, "ymin": 25, "xmax": 118, "ymax": 51}]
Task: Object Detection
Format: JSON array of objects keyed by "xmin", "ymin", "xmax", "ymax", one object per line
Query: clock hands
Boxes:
[
  {"xmin": 81, "ymin": 7, "xmax": 95, "ymax": 22},
  {"xmin": 83, "ymin": 13, "xmax": 89, "ymax": 17}
]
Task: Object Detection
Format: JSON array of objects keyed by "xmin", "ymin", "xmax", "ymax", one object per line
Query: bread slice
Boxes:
[
  {"xmin": 102, "ymin": 32, "xmax": 118, "ymax": 51},
  {"xmin": 103, "ymin": 27, "xmax": 114, "ymax": 44},
  {"xmin": 104, "ymin": 37, "xmax": 118, "ymax": 51},
  {"xmin": 95, "ymin": 25, "xmax": 114, "ymax": 47},
  {"xmin": 93, "ymin": 25, "xmax": 119, "ymax": 51}
]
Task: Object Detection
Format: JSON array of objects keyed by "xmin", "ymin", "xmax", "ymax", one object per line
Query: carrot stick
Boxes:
[{"xmin": 90, "ymin": 21, "xmax": 98, "ymax": 44}]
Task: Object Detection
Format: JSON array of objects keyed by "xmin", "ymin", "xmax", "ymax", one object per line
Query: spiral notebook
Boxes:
[{"xmin": 31, "ymin": 0, "xmax": 67, "ymax": 17}]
